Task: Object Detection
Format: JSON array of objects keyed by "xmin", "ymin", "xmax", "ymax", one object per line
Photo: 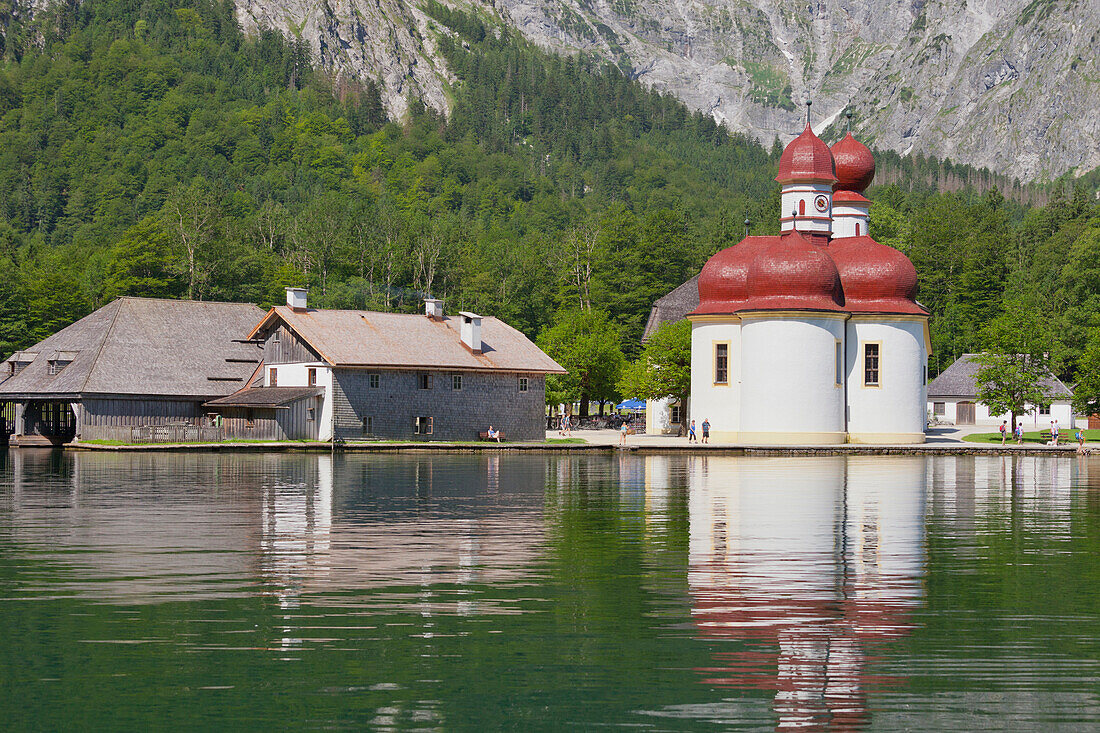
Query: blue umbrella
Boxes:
[{"xmin": 616, "ymin": 398, "xmax": 646, "ymax": 411}]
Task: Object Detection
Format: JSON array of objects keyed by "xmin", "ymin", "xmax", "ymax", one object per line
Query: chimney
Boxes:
[
  {"xmin": 286, "ymin": 287, "xmax": 308, "ymax": 311},
  {"xmin": 424, "ymin": 298, "xmax": 444, "ymax": 320},
  {"xmin": 459, "ymin": 312, "xmax": 482, "ymax": 353}
]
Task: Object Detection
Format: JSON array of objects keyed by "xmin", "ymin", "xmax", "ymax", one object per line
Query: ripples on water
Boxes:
[{"xmin": 1, "ymin": 449, "xmax": 1099, "ymax": 731}]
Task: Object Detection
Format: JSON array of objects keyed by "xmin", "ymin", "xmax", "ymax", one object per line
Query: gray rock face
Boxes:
[
  {"xmin": 235, "ymin": 0, "xmax": 454, "ymax": 119},
  {"xmin": 483, "ymin": 0, "xmax": 1100, "ymax": 180},
  {"xmin": 23, "ymin": 0, "xmax": 1098, "ymax": 179}
]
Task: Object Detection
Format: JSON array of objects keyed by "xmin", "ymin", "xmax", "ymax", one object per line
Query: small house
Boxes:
[
  {"xmin": 204, "ymin": 289, "xmax": 566, "ymax": 442},
  {"xmin": 0, "ymin": 297, "xmax": 265, "ymax": 445},
  {"xmin": 927, "ymin": 354, "xmax": 1074, "ymax": 427}
]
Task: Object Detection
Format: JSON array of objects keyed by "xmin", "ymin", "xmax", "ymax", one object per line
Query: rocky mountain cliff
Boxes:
[{"xmin": 19, "ymin": 0, "xmax": 1100, "ymax": 180}]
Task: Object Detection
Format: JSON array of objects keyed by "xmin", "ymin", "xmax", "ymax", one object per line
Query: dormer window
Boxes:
[{"xmin": 47, "ymin": 359, "xmax": 72, "ymax": 376}]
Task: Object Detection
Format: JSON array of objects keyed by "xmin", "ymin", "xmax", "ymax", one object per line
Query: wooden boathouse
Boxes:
[{"xmin": 0, "ymin": 297, "xmax": 264, "ymax": 445}]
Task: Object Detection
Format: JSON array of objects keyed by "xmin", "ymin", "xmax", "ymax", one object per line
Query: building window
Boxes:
[
  {"xmin": 519, "ymin": 377, "xmax": 529, "ymax": 392},
  {"xmin": 671, "ymin": 403, "xmax": 682, "ymax": 426},
  {"xmin": 835, "ymin": 341, "xmax": 843, "ymax": 386},
  {"xmin": 369, "ymin": 373, "xmax": 380, "ymax": 389},
  {"xmin": 1038, "ymin": 404, "xmax": 1051, "ymax": 415},
  {"xmin": 307, "ymin": 407, "xmax": 315, "ymax": 422},
  {"xmin": 714, "ymin": 343, "xmax": 729, "ymax": 384},
  {"xmin": 863, "ymin": 343, "xmax": 880, "ymax": 386},
  {"xmin": 246, "ymin": 410, "xmax": 255, "ymax": 429},
  {"xmin": 47, "ymin": 360, "xmax": 71, "ymax": 376},
  {"xmin": 452, "ymin": 374, "xmax": 463, "ymax": 390},
  {"xmin": 799, "ymin": 199, "xmax": 806, "ymax": 216},
  {"xmin": 855, "ymin": 223, "xmax": 861, "ymax": 236},
  {"xmin": 307, "ymin": 367, "xmax": 317, "ymax": 386},
  {"xmin": 419, "ymin": 373, "xmax": 432, "ymax": 390},
  {"xmin": 933, "ymin": 402, "xmax": 945, "ymax": 416},
  {"xmin": 272, "ymin": 329, "xmax": 281, "ymax": 346},
  {"xmin": 362, "ymin": 416, "xmax": 373, "ymax": 435},
  {"xmin": 269, "ymin": 368, "xmax": 278, "ymax": 387},
  {"xmin": 415, "ymin": 416, "xmax": 433, "ymax": 435}
]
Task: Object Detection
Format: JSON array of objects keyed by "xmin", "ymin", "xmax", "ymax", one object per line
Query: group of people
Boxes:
[
  {"xmin": 685, "ymin": 419, "xmax": 711, "ymax": 444},
  {"xmin": 999, "ymin": 418, "xmax": 1087, "ymax": 448}
]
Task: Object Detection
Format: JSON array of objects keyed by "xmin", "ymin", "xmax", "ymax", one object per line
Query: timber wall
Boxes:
[
  {"xmin": 81, "ymin": 398, "xmax": 204, "ymax": 440},
  {"xmin": 216, "ymin": 398, "xmax": 322, "ymax": 441},
  {"xmin": 264, "ymin": 325, "xmax": 321, "ymax": 365},
  {"xmin": 332, "ymin": 369, "xmax": 546, "ymax": 442}
]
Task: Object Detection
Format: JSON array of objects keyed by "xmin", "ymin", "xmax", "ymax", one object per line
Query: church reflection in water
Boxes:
[{"xmin": 673, "ymin": 455, "xmax": 926, "ymax": 730}]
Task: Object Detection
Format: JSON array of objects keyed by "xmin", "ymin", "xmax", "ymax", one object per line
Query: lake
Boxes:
[{"xmin": 2, "ymin": 449, "xmax": 1099, "ymax": 730}]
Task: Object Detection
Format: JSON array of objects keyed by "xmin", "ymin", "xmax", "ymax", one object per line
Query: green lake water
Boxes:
[{"xmin": 2, "ymin": 449, "xmax": 1100, "ymax": 730}]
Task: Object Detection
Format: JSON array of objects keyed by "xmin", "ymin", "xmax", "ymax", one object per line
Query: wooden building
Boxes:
[
  {"xmin": 203, "ymin": 289, "xmax": 566, "ymax": 442},
  {"xmin": 0, "ymin": 297, "xmax": 264, "ymax": 445}
]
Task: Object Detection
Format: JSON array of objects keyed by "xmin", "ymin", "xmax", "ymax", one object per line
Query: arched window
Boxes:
[
  {"xmin": 855, "ymin": 223, "xmax": 861, "ymax": 236},
  {"xmin": 799, "ymin": 199, "xmax": 806, "ymax": 216}
]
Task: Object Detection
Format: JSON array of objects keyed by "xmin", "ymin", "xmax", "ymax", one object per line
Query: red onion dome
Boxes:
[
  {"xmin": 776, "ymin": 124, "xmax": 837, "ymax": 184},
  {"xmin": 740, "ymin": 230, "xmax": 845, "ymax": 312},
  {"xmin": 828, "ymin": 235, "xmax": 928, "ymax": 315},
  {"xmin": 831, "ymin": 133, "xmax": 875, "ymax": 193},
  {"xmin": 691, "ymin": 237, "xmax": 773, "ymax": 315}
]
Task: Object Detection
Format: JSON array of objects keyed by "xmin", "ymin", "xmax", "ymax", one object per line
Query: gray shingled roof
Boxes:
[
  {"xmin": 205, "ymin": 386, "xmax": 322, "ymax": 408},
  {"xmin": 927, "ymin": 353, "xmax": 1073, "ymax": 399},
  {"xmin": 251, "ymin": 306, "xmax": 566, "ymax": 373},
  {"xmin": 642, "ymin": 274, "xmax": 700, "ymax": 341},
  {"xmin": 0, "ymin": 298, "xmax": 265, "ymax": 399}
]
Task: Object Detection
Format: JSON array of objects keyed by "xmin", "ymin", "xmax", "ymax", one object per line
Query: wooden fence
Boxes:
[{"xmin": 93, "ymin": 425, "xmax": 224, "ymax": 444}]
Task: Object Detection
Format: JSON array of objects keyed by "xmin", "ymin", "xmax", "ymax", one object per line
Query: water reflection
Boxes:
[{"xmin": 3, "ymin": 449, "xmax": 1100, "ymax": 730}]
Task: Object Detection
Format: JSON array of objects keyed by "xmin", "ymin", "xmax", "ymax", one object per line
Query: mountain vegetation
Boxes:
[{"xmin": 0, "ymin": 0, "xmax": 1097, "ymax": 408}]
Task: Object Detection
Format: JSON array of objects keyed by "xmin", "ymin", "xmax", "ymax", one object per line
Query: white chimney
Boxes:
[
  {"xmin": 424, "ymin": 298, "xmax": 444, "ymax": 320},
  {"xmin": 459, "ymin": 312, "xmax": 482, "ymax": 353},
  {"xmin": 286, "ymin": 287, "xmax": 308, "ymax": 311}
]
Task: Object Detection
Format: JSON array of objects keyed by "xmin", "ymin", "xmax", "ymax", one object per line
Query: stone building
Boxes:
[
  {"xmin": 207, "ymin": 290, "xmax": 565, "ymax": 442},
  {"xmin": 0, "ymin": 298, "xmax": 265, "ymax": 445}
]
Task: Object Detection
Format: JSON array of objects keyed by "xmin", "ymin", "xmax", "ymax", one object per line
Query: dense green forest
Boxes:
[{"xmin": 0, "ymin": 0, "xmax": 1097, "ymax": 394}]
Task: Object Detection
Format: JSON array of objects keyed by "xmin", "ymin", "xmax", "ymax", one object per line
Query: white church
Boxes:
[{"xmin": 652, "ymin": 119, "xmax": 930, "ymax": 444}]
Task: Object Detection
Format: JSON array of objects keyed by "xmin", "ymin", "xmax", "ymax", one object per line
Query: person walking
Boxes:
[
  {"xmin": 1014, "ymin": 422, "xmax": 1024, "ymax": 444},
  {"xmin": 619, "ymin": 420, "xmax": 629, "ymax": 446},
  {"xmin": 1052, "ymin": 420, "xmax": 1060, "ymax": 445},
  {"xmin": 687, "ymin": 419, "xmax": 698, "ymax": 443},
  {"xmin": 999, "ymin": 420, "xmax": 1008, "ymax": 445},
  {"xmin": 1076, "ymin": 427, "xmax": 1085, "ymax": 447},
  {"xmin": 701, "ymin": 418, "xmax": 711, "ymax": 444}
]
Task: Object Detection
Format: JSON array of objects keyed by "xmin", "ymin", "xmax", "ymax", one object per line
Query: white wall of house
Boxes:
[
  {"xmin": 846, "ymin": 319, "xmax": 927, "ymax": 443},
  {"xmin": 739, "ymin": 314, "xmax": 847, "ymax": 444},
  {"xmin": 928, "ymin": 397, "xmax": 1074, "ymax": 428},
  {"xmin": 267, "ymin": 362, "xmax": 334, "ymax": 441},
  {"xmin": 690, "ymin": 319, "xmax": 741, "ymax": 441},
  {"xmin": 645, "ymin": 397, "xmax": 677, "ymax": 434}
]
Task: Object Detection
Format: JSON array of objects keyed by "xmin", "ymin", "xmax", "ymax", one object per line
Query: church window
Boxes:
[
  {"xmin": 855, "ymin": 223, "xmax": 861, "ymax": 236},
  {"xmin": 799, "ymin": 199, "xmax": 806, "ymax": 216},
  {"xmin": 714, "ymin": 343, "xmax": 729, "ymax": 384},
  {"xmin": 863, "ymin": 343, "xmax": 880, "ymax": 386}
]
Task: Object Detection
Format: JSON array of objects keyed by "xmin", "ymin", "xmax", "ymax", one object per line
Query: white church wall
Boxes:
[
  {"xmin": 846, "ymin": 319, "xmax": 927, "ymax": 443},
  {"xmin": 690, "ymin": 320, "xmax": 741, "ymax": 441},
  {"xmin": 831, "ymin": 201, "xmax": 870, "ymax": 238},
  {"xmin": 645, "ymin": 397, "xmax": 677, "ymax": 435},
  {"xmin": 739, "ymin": 315, "xmax": 846, "ymax": 443}
]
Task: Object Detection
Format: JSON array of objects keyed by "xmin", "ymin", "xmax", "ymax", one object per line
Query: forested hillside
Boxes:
[{"xmin": 0, "ymin": 0, "xmax": 1097, "ymax": 395}]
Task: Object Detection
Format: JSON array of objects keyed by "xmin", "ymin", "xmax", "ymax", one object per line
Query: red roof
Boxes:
[
  {"xmin": 828, "ymin": 236, "xmax": 928, "ymax": 315},
  {"xmin": 691, "ymin": 237, "xmax": 774, "ymax": 315},
  {"xmin": 776, "ymin": 124, "xmax": 837, "ymax": 184},
  {"xmin": 833, "ymin": 189, "xmax": 871, "ymax": 205},
  {"xmin": 831, "ymin": 133, "xmax": 875, "ymax": 192},
  {"xmin": 740, "ymin": 230, "xmax": 845, "ymax": 312}
]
